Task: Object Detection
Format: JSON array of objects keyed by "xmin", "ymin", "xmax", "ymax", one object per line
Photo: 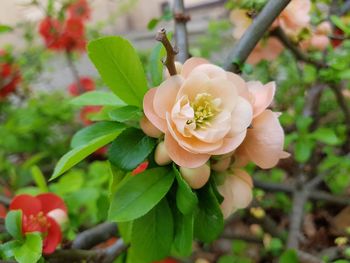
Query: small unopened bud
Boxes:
[
  {"xmin": 47, "ymin": 209, "xmax": 68, "ymax": 227},
  {"xmin": 155, "ymin": 141, "xmax": 172, "ymax": 166},
  {"xmin": 211, "ymin": 157, "xmax": 231, "ymax": 172},
  {"xmin": 140, "ymin": 115, "xmax": 162, "ymax": 138},
  {"xmin": 180, "ymin": 163, "xmax": 211, "ymax": 189}
]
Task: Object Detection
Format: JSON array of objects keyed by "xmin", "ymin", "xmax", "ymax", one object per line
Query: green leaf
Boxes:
[
  {"xmin": 311, "ymin": 128, "xmax": 339, "ymax": 145},
  {"xmin": 147, "ymin": 18, "xmax": 159, "ymax": 30},
  {"xmin": 194, "ymin": 183, "xmax": 224, "ymax": 243},
  {"xmin": 172, "ymin": 209, "xmax": 194, "ymax": 257},
  {"xmin": 173, "ymin": 165, "xmax": 198, "ymax": 215},
  {"xmin": 295, "ymin": 139, "xmax": 314, "ymax": 163},
  {"xmin": 0, "ymin": 240, "xmax": 21, "ymax": 259},
  {"xmin": 109, "ymin": 167, "xmax": 174, "ymax": 222},
  {"xmin": 31, "ymin": 165, "xmax": 49, "ymax": 193},
  {"xmin": 5, "ymin": 210, "xmax": 23, "ymax": 240},
  {"xmin": 128, "ymin": 198, "xmax": 173, "ymax": 263},
  {"xmin": 148, "ymin": 42, "xmax": 165, "ymax": 86},
  {"xmin": 71, "ymin": 121, "xmax": 125, "ymax": 148},
  {"xmin": 279, "ymin": 249, "xmax": 299, "ymax": 263},
  {"xmin": 70, "ymin": 91, "xmax": 126, "ymax": 107},
  {"xmin": 108, "ymin": 128, "xmax": 156, "ymax": 171},
  {"xmin": 108, "ymin": 106, "xmax": 142, "ymax": 123},
  {"xmin": 330, "ymin": 15, "xmax": 350, "ymax": 35},
  {"xmin": 118, "ymin": 221, "xmax": 133, "ymax": 243},
  {"xmin": 88, "ymin": 36, "xmax": 148, "ymax": 107},
  {"xmin": 296, "ymin": 116, "xmax": 313, "ymax": 133},
  {"xmin": 0, "ymin": 24, "xmax": 13, "ymax": 34},
  {"xmin": 13, "ymin": 233, "xmax": 42, "ymax": 263},
  {"xmin": 51, "ymin": 131, "xmax": 121, "ymax": 180}
]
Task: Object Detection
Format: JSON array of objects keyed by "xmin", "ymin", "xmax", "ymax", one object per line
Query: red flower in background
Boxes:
[
  {"xmin": 10, "ymin": 193, "xmax": 68, "ymax": 254},
  {"xmin": 68, "ymin": 76, "xmax": 95, "ymax": 96},
  {"xmin": 332, "ymin": 27, "xmax": 344, "ymax": 48},
  {"xmin": 79, "ymin": 105, "xmax": 102, "ymax": 125},
  {"xmin": 154, "ymin": 258, "xmax": 178, "ymax": 263},
  {"xmin": 39, "ymin": 17, "xmax": 63, "ymax": 50},
  {"xmin": 0, "ymin": 52, "xmax": 21, "ymax": 99},
  {"xmin": 60, "ymin": 18, "xmax": 86, "ymax": 52},
  {"xmin": 132, "ymin": 161, "xmax": 149, "ymax": 175},
  {"xmin": 68, "ymin": 0, "xmax": 91, "ymax": 21}
]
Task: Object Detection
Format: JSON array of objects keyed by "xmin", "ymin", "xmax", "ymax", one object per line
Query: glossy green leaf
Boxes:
[
  {"xmin": 71, "ymin": 121, "xmax": 125, "ymax": 148},
  {"xmin": 5, "ymin": 210, "xmax": 23, "ymax": 240},
  {"xmin": 148, "ymin": 42, "xmax": 165, "ymax": 86},
  {"xmin": 51, "ymin": 132, "xmax": 121, "ymax": 180},
  {"xmin": 88, "ymin": 36, "xmax": 148, "ymax": 107},
  {"xmin": 128, "ymin": 198, "xmax": 173, "ymax": 263},
  {"xmin": 31, "ymin": 165, "xmax": 49, "ymax": 193},
  {"xmin": 194, "ymin": 183, "xmax": 224, "ymax": 243},
  {"xmin": 108, "ymin": 128, "xmax": 156, "ymax": 171},
  {"xmin": 70, "ymin": 91, "xmax": 126, "ymax": 107},
  {"xmin": 108, "ymin": 106, "xmax": 142, "ymax": 123},
  {"xmin": 173, "ymin": 165, "xmax": 198, "ymax": 215},
  {"xmin": 109, "ymin": 167, "xmax": 174, "ymax": 222},
  {"xmin": 172, "ymin": 209, "xmax": 194, "ymax": 257},
  {"xmin": 13, "ymin": 233, "xmax": 42, "ymax": 263},
  {"xmin": 295, "ymin": 139, "xmax": 314, "ymax": 163}
]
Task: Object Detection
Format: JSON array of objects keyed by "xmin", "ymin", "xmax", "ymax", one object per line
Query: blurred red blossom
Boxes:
[
  {"xmin": 9, "ymin": 193, "xmax": 68, "ymax": 254},
  {"xmin": 0, "ymin": 51, "xmax": 21, "ymax": 99},
  {"xmin": 132, "ymin": 161, "xmax": 149, "ymax": 175},
  {"xmin": 68, "ymin": 76, "xmax": 95, "ymax": 96},
  {"xmin": 79, "ymin": 105, "xmax": 102, "ymax": 125},
  {"xmin": 67, "ymin": 0, "xmax": 91, "ymax": 21}
]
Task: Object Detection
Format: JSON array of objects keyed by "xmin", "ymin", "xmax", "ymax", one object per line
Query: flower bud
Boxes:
[
  {"xmin": 211, "ymin": 157, "xmax": 231, "ymax": 172},
  {"xmin": 140, "ymin": 115, "xmax": 162, "ymax": 138},
  {"xmin": 180, "ymin": 163, "xmax": 211, "ymax": 189},
  {"xmin": 155, "ymin": 141, "xmax": 172, "ymax": 166},
  {"xmin": 47, "ymin": 208, "xmax": 68, "ymax": 227}
]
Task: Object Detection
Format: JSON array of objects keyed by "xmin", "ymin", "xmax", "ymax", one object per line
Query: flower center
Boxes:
[
  {"xmin": 187, "ymin": 93, "xmax": 221, "ymax": 129},
  {"xmin": 23, "ymin": 212, "xmax": 50, "ymax": 235}
]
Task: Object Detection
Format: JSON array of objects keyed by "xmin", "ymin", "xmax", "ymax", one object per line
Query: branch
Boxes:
[
  {"xmin": 270, "ymin": 27, "xmax": 328, "ymax": 68},
  {"xmin": 0, "ymin": 195, "xmax": 11, "ymax": 206},
  {"xmin": 71, "ymin": 222, "xmax": 118, "ymax": 249},
  {"xmin": 224, "ymin": 0, "xmax": 292, "ymax": 73},
  {"xmin": 156, "ymin": 28, "xmax": 178, "ymax": 76},
  {"xmin": 173, "ymin": 0, "xmax": 190, "ymax": 63},
  {"xmin": 65, "ymin": 51, "xmax": 84, "ymax": 94},
  {"xmin": 46, "ymin": 239, "xmax": 128, "ymax": 263}
]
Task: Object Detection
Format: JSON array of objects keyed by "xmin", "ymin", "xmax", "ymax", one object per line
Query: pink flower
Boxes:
[
  {"xmin": 273, "ymin": 0, "xmax": 311, "ymax": 37},
  {"xmin": 234, "ymin": 81, "xmax": 290, "ymax": 169},
  {"xmin": 247, "ymin": 37, "xmax": 284, "ymax": 65},
  {"xmin": 9, "ymin": 193, "xmax": 68, "ymax": 254},
  {"xmin": 300, "ymin": 22, "xmax": 332, "ymax": 51},
  {"xmin": 217, "ymin": 169, "xmax": 253, "ymax": 218},
  {"xmin": 143, "ymin": 58, "xmax": 253, "ymax": 168}
]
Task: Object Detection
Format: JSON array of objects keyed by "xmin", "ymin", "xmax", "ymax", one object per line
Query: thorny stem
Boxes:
[{"xmin": 156, "ymin": 28, "xmax": 178, "ymax": 76}]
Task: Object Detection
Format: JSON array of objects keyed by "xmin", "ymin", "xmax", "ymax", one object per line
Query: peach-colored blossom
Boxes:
[
  {"xmin": 273, "ymin": 0, "xmax": 311, "ymax": 37},
  {"xmin": 300, "ymin": 22, "xmax": 331, "ymax": 51},
  {"xmin": 155, "ymin": 141, "xmax": 172, "ymax": 166},
  {"xmin": 140, "ymin": 115, "xmax": 162, "ymax": 138},
  {"xmin": 247, "ymin": 37, "xmax": 284, "ymax": 65},
  {"xmin": 143, "ymin": 57, "xmax": 253, "ymax": 168},
  {"xmin": 230, "ymin": 9, "xmax": 252, "ymax": 39},
  {"xmin": 218, "ymin": 169, "xmax": 253, "ymax": 218},
  {"xmin": 234, "ymin": 81, "xmax": 289, "ymax": 169}
]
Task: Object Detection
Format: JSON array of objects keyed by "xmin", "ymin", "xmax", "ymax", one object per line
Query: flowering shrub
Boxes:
[{"xmin": 0, "ymin": 51, "xmax": 21, "ymax": 99}]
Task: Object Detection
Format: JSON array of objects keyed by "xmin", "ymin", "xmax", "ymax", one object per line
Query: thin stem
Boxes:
[
  {"xmin": 156, "ymin": 28, "xmax": 178, "ymax": 76},
  {"xmin": 173, "ymin": 0, "xmax": 190, "ymax": 63},
  {"xmin": 224, "ymin": 0, "xmax": 292, "ymax": 73},
  {"xmin": 65, "ymin": 51, "xmax": 84, "ymax": 94}
]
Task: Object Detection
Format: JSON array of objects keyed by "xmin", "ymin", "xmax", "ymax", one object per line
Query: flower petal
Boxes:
[
  {"xmin": 209, "ymin": 130, "xmax": 247, "ymax": 155},
  {"xmin": 189, "ymin": 64, "xmax": 227, "ymax": 79},
  {"xmin": 229, "ymin": 96, "xmax": 253, "ymax": 135},
  {"xmin": 181, "ymin": 57, "xmax": 209, "ymax": 78},
  {"xmin": 10, "ymin": 194, "xmax": 42, "ymax": 216},
  {"xmin": 164, "ymin": 132, "xmax": 210, "ymax": 168},
  {"xmin": 247, "ymin": 81, "xmax": 276, "ymax": 117},
  {"xmin": 153, "ymin": 75, "xmax": 184, "ymax": 119},
  {"xmin": 143, "ymin": 88, "xmax": 167, "ymax": 132},
  {"xmin": 240, "ymin": 110, "xmax": 287, "ymax": 169},
  {"xmin": 42, "ymin": 217, "xmax": 62, "ymax": 254},
  {"xmin": 36, "ymin": 193, "xmax": 67, "ymax": 214}
]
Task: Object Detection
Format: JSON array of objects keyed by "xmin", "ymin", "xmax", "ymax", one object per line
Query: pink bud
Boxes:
[
  {"xmin": 180, "ymin": 163, "xmax": 211, "ymax": 189},
  {"xmin": 140, "ymin": 115, "xmax": 162, "ymax": 138},
  {"xmin": 155, "ymin": 141, "xmax": 172, "ymax": 166},
  {"xmin": 211, "ymin": 157, "xmax": 231, "ymax": 172}
]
